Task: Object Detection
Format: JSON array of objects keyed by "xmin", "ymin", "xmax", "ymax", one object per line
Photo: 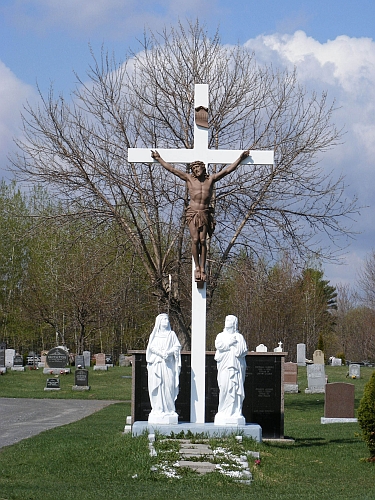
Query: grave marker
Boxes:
[
  {"xmin": 44, "ymin": 378, "xmax": 60, "ymax": 391},
  {"xmin": 94, "ymin": 353, "xmax": 107, "ymax": 371},
  {"xmin": 284, "ymin": 362, "xmax": 298, "ymax": 393},
  {"xmin": 349, "ymin": 364, "xmax": 360, "ymax": 379},
  {"xmin": 313, "ymin": 349, "xmax": 324, "ymax": 364},
  {"xmin": 72, "ymin": 368, "xmax": 90, "ymax": 391},
  {"xmin": 321, "ymin": 383, "xmax": 357, "ymax": 423},
  {"xmin": 44, "ymin": 347, "xmax": 70, "ymax": 374},
  {"xmin": 297, "ymin": 343, "xmax": 306, "ymax": 366},
  {"xmin": 305, "ymin": 364, "xmax": 326, "ymax": 393},
  {"xmin": 12, "ymin": 354, "xmax": 25, "ymax": 372}
]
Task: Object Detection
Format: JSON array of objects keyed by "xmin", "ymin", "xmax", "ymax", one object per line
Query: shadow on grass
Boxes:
[{"xmin": 265, "ymin": 436, "xmax": 361, "ymax": 449}]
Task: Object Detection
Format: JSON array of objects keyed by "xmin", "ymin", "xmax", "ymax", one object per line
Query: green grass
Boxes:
[
  {"xmin": 0, "ymin": 366, "xmax": 374, "ymax": 499},
  {"xmin": 0, "ymin": 365, "xmax": 132, "ymax": 400}
]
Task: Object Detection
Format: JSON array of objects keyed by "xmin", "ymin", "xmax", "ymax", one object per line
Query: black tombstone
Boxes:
[
  {"xmin": 131, "ymin": 351, "xmax": 284, "ymax": 439},
  {"xmin": 13, "ymin": 355, "xmax": 24, "ymax": 367},
  {"xmin": 75, "ymin": 368, "xmax": 89, "ymax": 387},
  {"xmin": 46, "ymin": 347, "xmax": 69, "ymax": 369},
  {"xmin": 46, "ymin": 378, "xmax": 60, "ymax": 389},
  {"xmin": 0, "ymin": 349, "xmax": 5, "ymax": 367},
  {"xmin": 75, "ymin": 354, "xmax": 85, "ymax": 368},
  {"xmin": 105, "ymin": 354, "xmax": 113, "ymax": 365}
]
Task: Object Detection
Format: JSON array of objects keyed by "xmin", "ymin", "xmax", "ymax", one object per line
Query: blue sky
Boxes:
[{"xmin": 1, "ymin": 0, "xmax": 375, "ymax": 289}]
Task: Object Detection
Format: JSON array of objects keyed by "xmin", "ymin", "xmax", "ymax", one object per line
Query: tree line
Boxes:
[{"xmin": 0, "ymin": 180, "xmax": 373, "ymax": 362}]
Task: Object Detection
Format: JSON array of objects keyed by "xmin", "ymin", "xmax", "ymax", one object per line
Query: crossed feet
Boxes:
[{"xmin": 194, "ymin": 267, "xmax": 206, "ymax": 282}]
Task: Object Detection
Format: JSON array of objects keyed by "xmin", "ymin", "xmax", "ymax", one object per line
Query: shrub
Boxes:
[
  {"xmin": 336, "ymin": 352, "xmax": 346, "ymax": 365},
  {"xmin": 357, "ymin": 370, "xmax": 375, "ymax": 458}
]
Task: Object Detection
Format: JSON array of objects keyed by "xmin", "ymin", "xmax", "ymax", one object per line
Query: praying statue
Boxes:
[
  {"xmin": 214, "ymin": 315, "xmax": 248, "ymax": 425},
  {"xmin": 146, "ymin": 313, "xmax": 181, "ymax": 424},
  {"xmin": 151, "ymin": 149, "xmax": 249, "ymax": 282}
]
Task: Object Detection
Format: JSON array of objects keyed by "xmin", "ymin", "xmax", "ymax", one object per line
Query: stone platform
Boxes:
[{"xmin": 132, "ymin": 421, "xmax": 262, "ymax": 441}]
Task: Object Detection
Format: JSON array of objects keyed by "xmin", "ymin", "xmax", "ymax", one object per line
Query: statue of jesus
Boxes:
[{"xmin": 151, "ymin": 149, "xmax": 249, "ymax": 282}]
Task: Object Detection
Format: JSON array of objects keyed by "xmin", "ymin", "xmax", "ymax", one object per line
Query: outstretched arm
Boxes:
[
  {"xmin": 212, "ymin": 150, "xmax": 250, "ymax": 181},
  {"xmin": 151, "ymin": 150, "xmax": 189, "ymax": 181}
]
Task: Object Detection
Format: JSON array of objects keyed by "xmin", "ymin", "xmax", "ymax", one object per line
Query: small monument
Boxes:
[
  {"xmin": 12, "ymin": 354, "xmax": 25, "ymax": 371},
  {"xmin": 83, "ymin": 351, "xmax": 91, "ymax": 368},
  {"xmin": 349, "ymin": 364, "xmax": 361, "ymax": 379},
  {"xmin": 72, "ymin": 367, "xmax": 90, "ymax": 391},
  {"xmin": 274, "ymin": 341, "xmax": 283, "ymax": 352},
  {"xmin": 0, "ymin": 349, "xmax": 6, "ymax": 373},
  {"xmin": 305, "ymin": 364, "xmax": 326, "ymax": 393},
  {"xmin": 93, "ymin": 353, "xmax": 107, "ymax": 371},
  {"xmin": 297, "ymin": 343, "xmax": 306, "ymax": 366},
  {"xmin": 146, "ymin": 314, "xmax": 181, "ymax": 424},
  {"xmin": 44, "ymin": 377, "xmax": 60, "ymax": 391},
  {"xmin": 5, "ymin": 349, "xmax": 15, "ymax": 368},
  {"xmin": 284, "ymin": 362, "xmax": 298, "ymax": 393},
  {"xmin": 214, "ymin": 315, "xmax": 247, "ymax": 426},
  {"xmin": 321, "ymin": 383, "xmax": 357, "ymax": 424},
  {"xmin": 75, "ymin": 354, "xmax": 85, "ymax": 368},
  {"xmin": 256, "ymin": 344, "xmax": 268, "ymax": 352},
  {"xmin": 313, "ymin": 349, "xmax": 325, "ymax": 364},
  {"xmin": 44, "ymin": 347, "xmax": 70, "ymax": 374}
]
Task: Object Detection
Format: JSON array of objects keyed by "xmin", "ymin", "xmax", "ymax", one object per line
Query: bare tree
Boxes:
[{"xmin": 12, "ymin": 20, "xmax": 358, "ymax": 347}]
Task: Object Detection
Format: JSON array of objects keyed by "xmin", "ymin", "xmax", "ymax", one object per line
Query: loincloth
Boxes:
[{"xmin": 185, "ymin": 206, "xmax": 216, "ymax": 237}]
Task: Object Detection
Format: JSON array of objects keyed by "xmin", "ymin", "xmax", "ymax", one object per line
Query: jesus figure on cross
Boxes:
[{"xmin": 151, "ymin": 149, "xmax": 250, "ymax": 282}]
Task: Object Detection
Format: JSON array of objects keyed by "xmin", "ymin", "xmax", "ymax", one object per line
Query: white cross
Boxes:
[
  {"xmin": 128, "ymin": 84, "xmax": 273, "ymax": 424},
  {"xmin": 128, "ymin": 84, "xmax": 274, "ymax": 168}
]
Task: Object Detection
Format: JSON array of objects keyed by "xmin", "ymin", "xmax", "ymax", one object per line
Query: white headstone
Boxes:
[
  {"xmin": 256, "ymin": 344, "xmax": 267, "ymax": 352},
  {"xmin": 83, "ymin": 351, "xmax": 91, "ymax": 368},
  {"xmin": 5, "ymin": 349, "xmax": 15, "ymax": 368},
  {"xmin": 305, "ymin": 364, "xmax": 326, "ymax": 393},
  {"xmin": 297, "ymin": 343, "xmax": 306, "ymax": 366},
  {"xmin": 274, "ymin": 341, "xmax": 283, "ymax": 352},
  {"xmin": 331, "ymin": 357, "xmax": 342, "ymax": 366},
  {"xmin": 349, "ymin": 364, "xmax": 360, "ymax": 378}
]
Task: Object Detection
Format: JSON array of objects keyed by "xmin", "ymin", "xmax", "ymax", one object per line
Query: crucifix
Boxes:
[{"xmin": 128, "ymin": 84, "xmax": 274, "ymax": 424}]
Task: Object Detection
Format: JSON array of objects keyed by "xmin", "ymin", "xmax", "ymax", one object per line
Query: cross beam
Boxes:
[{"xmin": 128, "ymin": 84, "xmax": 274, "ymax": 167}]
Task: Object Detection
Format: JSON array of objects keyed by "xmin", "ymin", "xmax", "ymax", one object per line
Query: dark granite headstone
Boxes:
[
  {"xmin": 13, "ymin": 355, "xmax": 24, "ymax": 367},
  {"xmin": 46, "ymin": 378, "xmax": 60, "ymax": 389},
  {"xmin": 46, "ymin": 348, "xmax": 69, "ymax": 368},
  {"xmin": 0, "ymin": 341, "xmax": 7, "ymax": 350},
  {"xmin": 75, "ymin": 354, "xmax": 85, "ymax": 368},
  {"xmin": 0, "ymin": 350, "xmax": 5, "ymax": 367},
  {"xmin": 243, "ymin": 355, "xmax": 283, "ymax": 438},
  {"xmin": 324, "ymin": 383, "xmax": 355, "ymax": 418},
  {"xmin": 105, "ymin": 354, "xmax": 113, "ymax": 365},
  {"xmin": 75, "ymin": 369, "xmax": 89, "ymax": 387}
]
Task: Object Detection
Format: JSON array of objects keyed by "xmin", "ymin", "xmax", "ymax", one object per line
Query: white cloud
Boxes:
[
  {"xmin": 0, "ymin": 61, "xmax": 36, "ymax": 175},
  {"xmin": 244, "ymin": 31, "xmax": 375, "ymax": 286}
]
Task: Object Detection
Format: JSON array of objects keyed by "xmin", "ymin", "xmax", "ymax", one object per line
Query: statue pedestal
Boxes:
[
  {"xmin": 214, "ymin": 414, "xmax": 245, "ymax": 426},
  {"xmin": 148, "ymin": 412, "xmax": 178, "ymax": 425}
]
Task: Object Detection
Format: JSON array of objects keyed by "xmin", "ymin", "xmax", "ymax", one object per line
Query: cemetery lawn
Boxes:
[{"xmin": 0, "ymin": 366, "xmax": 374, "ymax": 499}]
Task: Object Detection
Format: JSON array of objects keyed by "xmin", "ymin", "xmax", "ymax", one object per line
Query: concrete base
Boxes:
[
  {"xmin": 148, "ymin": 412, "xmax": 178, "ymax": 425},
  {"xmin": 44, "ymin": 387, "xmax": 61, "ymax": 391},
  {"xmin": 214, "ymin": 414, "xmax": 245, "ymax": 426},
  {"xmin": 284, "ymin": 384, "xmax": 299, "ymax": 393},
  {"xmin": 321, "ymin": 417, "xmax": 358, "ymax": 424},
  {"xmin": 11, "ymin": 366, "xmax": 25, "ymax": 371},
  {"xmin": 305, "ymin": 388, "xmax": 325, "ymax": 394},
  {"xmin": 43, "ymin": 368, "xmax": 71, "ymax": 375},
  {"xmin": 132, "ymin": 421, "xmax": 262, "ymax": 441},
  {"xmin": 38, "ymin": 362, "xmax": 45, "ymax": 368},
  {"xmin": 72, "ymin": 385, "xmax": 90, "ymax": 391},
  {"xmin": 93, "ymin": 365, "xmax": 108, "ymax": 371}
]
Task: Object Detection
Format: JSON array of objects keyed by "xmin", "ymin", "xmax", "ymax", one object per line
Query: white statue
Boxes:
[
  {"xmin": 146, "ymin": 313, "xmax": 181, "ymax": 424},
  {"xmin": 214, "ymin": 315, "xmax": 248, "ymax": 425}
]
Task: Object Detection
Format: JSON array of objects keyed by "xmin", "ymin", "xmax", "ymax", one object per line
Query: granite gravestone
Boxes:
[
  {"xmin": 5, "ymin": 349, "xmax": 15, "ymax": 368},
  {"xmin": 297, "ymin": 343, "xmax": 306, "ymax": 366},
  {"xmin": 105, "ymin": 354, "xmax": 113, "ymax": 367},
  {"xmin": 349, "ymin": 364, "xmax": 360, "ymax": 379},
  {"xmin": 331, "ymin": 357, "xmax": 342, "ymax": 366},
  {"xmin": 45, "ymin": 378, "xmax": 60, "ymax": 391},
  {"xmin": 305, "ymin": 364, "xmax": 326, "ymax": 393},
  {"xmin": 83, "ymin": 351, "xmax": 91, "ymax": 368},
  {"xmin": 313, "ymin": 350, "xmax": 324, "ymax": 365},
  {"xmin": 44, "ymin": 347, "xmax": 70, "ymax": 374},
  {"xmin": 75, "ymin": 354, "xmax": 85, "ymax": 368},
  {"xmin": 72, "ymin": 368, "xmax": 90, "ymax": 391},
  {"xmin": 131, "ymin": 351, "xmax": 285, "ymax": 439},
  {"xmin": 284, "ymin": 362, "xmax": 298, "ymax": 393},
  {"xmin": 94, "ymin": 353, "xmax": 107, "ymax": 371},
  {"xmin": 321, "ymin": 383, "xmax": 357, "ymax": 423},
  {"xmin": 12, "ymin": 354, "xmax": 25, "ymax": 371},
  {"xmin": 0, "ymin": 349, "xmax": 6, "ymax": 373}
]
